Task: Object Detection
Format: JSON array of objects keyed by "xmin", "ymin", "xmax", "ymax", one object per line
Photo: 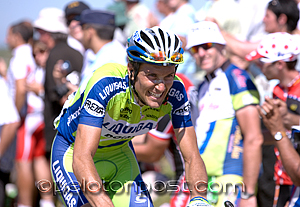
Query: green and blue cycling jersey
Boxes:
[
  {"xmin": 54, "ymin": 63, "xmax": 192, "ymax": 148},
  {"xmin": 195, "ymin": 62, "xmax": 260, "ymax": 177},
  {"xmin": 51, "ymin": 63, "xmax": 193, "ymax": 207}
]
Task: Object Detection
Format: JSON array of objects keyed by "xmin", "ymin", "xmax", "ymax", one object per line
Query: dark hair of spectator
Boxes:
[
  {"xmin": 11, "ymin": 21, "xmax": 33, "ymax": 43},
  {"xmin": 267, "ymin": 0, "xmax": 299, "ymax": 32},
  {"xmin": 50, "ymin": 32, "xmax": 68, "ymax": 42},
  {"xmin": 286, "ymin": 60, "xmax": 298, "ymax": 71},
  {"xmin": 85, "ymin": 24, "xmax": 115, "ymax": 40}
]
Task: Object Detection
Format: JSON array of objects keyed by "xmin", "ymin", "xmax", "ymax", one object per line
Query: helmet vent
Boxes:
[
  {"xmin": 140, "ymin": 30, "xmax": 154, "ymax": 50},
  {"xmin": 153, "ymin": 35, "xmax": 161, "ymax": 49},
  {"xmin": 135, "ymin": 42, "xmax": 146, "ymax": 53},
  {"xmin": 158, "ymin": 28, "xmax": 166, "ymax": 51}
]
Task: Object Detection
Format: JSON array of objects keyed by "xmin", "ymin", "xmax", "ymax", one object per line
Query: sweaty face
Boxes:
[{"xmin": 131, "ymin": 63, "xmax": 176, "ymax": 108}]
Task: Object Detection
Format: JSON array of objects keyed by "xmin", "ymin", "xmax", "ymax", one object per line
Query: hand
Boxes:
[
  {"xmin": 256, "ymin": 96, "xmax": 285, "ymax": 136},
  {"xmin": 0, "ymin": 57, "xmax": 7, "ymax": 78},
  {"xmin": 188, "ymin": 196, "xmax": 212, "ymax": 207},
  {"xmin": 273, "ymin": 98, "xmax": 288, "ymax": 118},
  {"xmin": 26, "ymin": 80, "xmax": 44, "ymax": 96},
  {"xmin": 53, "ymin": 59, "xmax": 66, "ymax": 84},
  {"xmin": 239, "ymin": 196, "xmax": 257, "ymax": 207}
]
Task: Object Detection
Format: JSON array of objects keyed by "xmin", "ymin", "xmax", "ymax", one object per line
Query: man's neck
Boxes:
[
  {"xmin": 280, "ymin": 70, "xmax": 300, "ymax": 89},
  {"xmin": 92, "ymin": 39, "xmax": 112, "ymax": 54},
  {"xmin": 174, "ymin": 1, "xmax": 186, "ymax": 11}
]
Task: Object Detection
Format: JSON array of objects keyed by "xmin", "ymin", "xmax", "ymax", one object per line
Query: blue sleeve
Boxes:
[{"xmin": 168, "ymin": 79, "xmax": 193, "ymax": 129}]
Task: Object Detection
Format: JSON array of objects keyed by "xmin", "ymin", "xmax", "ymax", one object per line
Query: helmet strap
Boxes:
[{"xmin": 129, "ymin": 62, "xmax": 148, "ymax": 106}]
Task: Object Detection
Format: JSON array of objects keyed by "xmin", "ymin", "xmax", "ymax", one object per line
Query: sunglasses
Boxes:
[
  {"xmin": 33, "ymin": 49, "xmax": 47, "ymax": 58},
  {"xmin": 141, "ymin": 51, "xmax": 184, "ymax": 64},
  {"xmin": 189, "ymin": 43, "xmax": 216, "ymax": 55},
  {"xmin": 67, "ymin": 14, "xmax": 81, "ymax": 26}
]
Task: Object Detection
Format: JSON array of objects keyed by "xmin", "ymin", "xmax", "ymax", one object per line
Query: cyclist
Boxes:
[{"xmin": 51, "ymin": 26, "xmax": 210, "ymax": 207}]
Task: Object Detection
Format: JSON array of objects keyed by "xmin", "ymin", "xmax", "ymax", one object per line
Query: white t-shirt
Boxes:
[
  {"xmin": 7, "ymin": 44, "xmax": 36, "ymax": 101},
  {"xmin": 0, "ymin": 77, "xmax": 19, "ymax": 125},
  {"xmin": 80, "ymin": 40, "xmax": 127, "ymax": 89}
]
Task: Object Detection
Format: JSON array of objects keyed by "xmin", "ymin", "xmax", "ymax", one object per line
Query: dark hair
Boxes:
[
  {"xmin": 267, "ymin": 0, "xmax": 299, "ymax": 32},
  {"xmin": 11, "ymin": 21, "xmax": 33, "ymax": 43},
  {"xmin": 86, "ymin": 24, "xmax": 115, "ymax": 40},
  {"xmin": 286, "ymin": 60, "xmax": 298, "ymax": 70},
  {"xmin": 50, "ymin": 32, "xmax": 68, "ymax": 42}
]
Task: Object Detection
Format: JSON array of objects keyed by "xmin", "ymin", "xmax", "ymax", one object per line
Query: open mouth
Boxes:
[{"xmin": 149, "ymin": 91, "xmax": 163, "ymax": 98}]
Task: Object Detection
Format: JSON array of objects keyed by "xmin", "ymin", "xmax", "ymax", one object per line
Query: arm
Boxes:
[
  {"xmin": 236, "ymin": 105, "xmax": 263, "ymax": 205},
  {"xmin": 73, "ymin": 124, "xmax": 114, "ymax": 207},
  {"xmin": 174, "ymin": 126, "xmax": 208, "ymax": 199},
  {"xmin": 257, "ymin": 97, "xmax": 300, "ymax": 186},
  {"xmin": 15, "ymin": 78, "xmax": 27, "ymax": 113},
  {"xmin": 133, "ymin": 133, "xmax": 170, "ymax": 163},
  {"xmin": 221, "ymin": 31, "xmax": 259, "ymax": 59}
]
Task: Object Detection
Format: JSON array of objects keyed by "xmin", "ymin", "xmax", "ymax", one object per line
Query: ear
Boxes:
[
  {"xmin": 276, "ymin": 60, "xmax": 285, "ymax": 70},
  {"xmin": 127, "ymin": 62, "xmax": 134, "ymax": 81},
  {"xmin": 278, "ymin": 14, "xmax": 287, "ymax": 26}
]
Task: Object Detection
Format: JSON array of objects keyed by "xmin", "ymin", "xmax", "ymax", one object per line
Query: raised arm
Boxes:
[
  {"xmin": 258, "ymin": 97, "xmax": 300, "ymax": 186},
  {"xmin": 221, "ymin": 31, "xmax": 259, "ymax": 59},
  {"xmin": 174, "ymin": 126, "xmax": 208, "ymax": 199},
  {"xmin": 73, "ymin": 124, "xmax": 114, "ymax": 207}
]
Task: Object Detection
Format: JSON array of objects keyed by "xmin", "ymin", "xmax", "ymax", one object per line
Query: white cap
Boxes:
[
  {"xmin": 33, "ymin": 7, "xmax": 68, "ymax": 34},
  {"xmin": 245, "ymin": 32, "xmax": 300, "ymax": 63},
  {"xmin": 186, "ymin": 21, "xmax": 226, "ymax": 50}
]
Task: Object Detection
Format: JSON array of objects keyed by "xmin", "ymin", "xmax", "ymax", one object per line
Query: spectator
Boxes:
[
  {"xmin": 155, "ymin": 0, "xmax": 174, "ymax": 29},
  {"xmin": 186, "ymin": 21, "xmax": 263, "ymax": 207},
  {"xmin": 16, "ymin": 39, "xmax": 55, "ymax": 207},
  {"xmin": 123, "ymin": 0, "xmax": 159, "ymax": 40},
  {"xmin": 4, "ymin": 21, "xmax": 38, "ymax": 207},
  {"xmin": 63, "ymin": 1, "xmax": 95, "ymax": 84},
  {"xmin": 162, "ymin": 0, "xmax": 197, "ymax": 84},
  {"xmin": 257, "ymin": 97, "xmax": 300, "ymax": 207},
  {"xmin": 106, "ymin": 0, "xmax": 128, "ymax": 45},
  {"xmin": 219, "ymin": 0, "xmax": 299, "ymax": 61},
  {"xmin": 78, "ymin": 9, "xmax": 127, "ymax": 87},
  {"xmin": 0, "ymin": 58, "xmax": 20, "ymax": 207},
  {"xmin": 246, "ymin": 32, "xmax": 300, "ymax": 207},
  {"xmin": 33, "ymin": 7, "xmax": 83, "ymax": 157},
  {"xmin": 195, "ymin": 0, "xmax": 242, "ymax": 37},
  {"xmin": 211, "ymin": 2, "xmax": 299, "ymax": 205},
  {"xmin": 64, "ymin": 1, "xmax": 90, "ymax": 55}
]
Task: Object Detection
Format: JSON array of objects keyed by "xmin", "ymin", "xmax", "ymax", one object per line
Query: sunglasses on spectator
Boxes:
[
  {"xmin": 67, "ymin": 14, "xmax": 81, "ymax": 26},
  {"xmin": 33, "ymin": 49, "xmax": 47, "ymax": 58},
  {"xmin": 189, "ymin": 43, "xmax": 216, "ymax": 55}
]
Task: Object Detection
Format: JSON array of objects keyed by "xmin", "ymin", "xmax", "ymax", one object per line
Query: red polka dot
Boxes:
[
  {"xmin": 284, "ymin": 45, "xmax": 288, "ymax": 49},
  {"xmin": 272, "ymin": 44, "xmax": 276, "ymax": 48},
  {"xmin": 266, "ymin": 50, "xmax": 269, "ymax": 54}
]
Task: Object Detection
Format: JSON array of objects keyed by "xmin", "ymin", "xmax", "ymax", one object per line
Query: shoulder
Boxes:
[
  {"xmin": 86, "ymin": 63, "xmax": 129, "ymax": 90},
  {"xmin": 225, "ymin": 64, "xmax": 256, "ymax": 89}
]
